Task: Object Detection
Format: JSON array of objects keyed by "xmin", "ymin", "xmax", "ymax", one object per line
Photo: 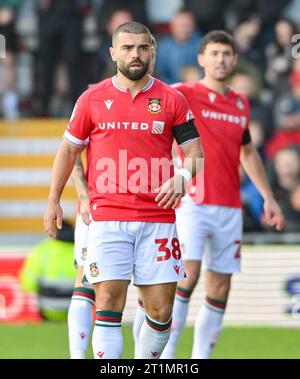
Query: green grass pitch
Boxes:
[{"xmin": 0, "ymin": 323, "xmax": 300, "ymax": 359}]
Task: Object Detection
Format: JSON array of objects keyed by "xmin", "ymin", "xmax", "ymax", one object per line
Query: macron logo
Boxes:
[
  {"xmin": 208, "ymin": 92, "xmax": 216, "ymax": 103},
  {"xmin": 79, "ymin": 332, "xmax": 86, "ymax": 340},
  {"xmin": 104, "ymin": 99, "xmax": 114, "ymax": 110}
]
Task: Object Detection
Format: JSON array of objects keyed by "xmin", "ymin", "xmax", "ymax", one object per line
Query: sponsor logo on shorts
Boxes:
[{"xmin": 90, "ymin": 262, "xmax": 99, "ymax": 277}]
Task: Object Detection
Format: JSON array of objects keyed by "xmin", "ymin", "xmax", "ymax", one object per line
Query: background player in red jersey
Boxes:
[
  {"xmin": 160, "ymin": 30, "xmax": 285, "ymax": 359},
  {"xmin": 44, "ymin": 22, "xmax": 204, "ymax": 359}
]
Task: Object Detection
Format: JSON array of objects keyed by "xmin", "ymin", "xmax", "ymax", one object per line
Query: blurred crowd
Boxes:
[{"xmin": 0, "ymin": 0, "xmax": 300, "ymax": 232}]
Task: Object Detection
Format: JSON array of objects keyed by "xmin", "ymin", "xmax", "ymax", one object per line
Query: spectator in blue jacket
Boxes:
[{"xmin": 156, "ymin": 9, "xmax": 202, "ymax": 84}]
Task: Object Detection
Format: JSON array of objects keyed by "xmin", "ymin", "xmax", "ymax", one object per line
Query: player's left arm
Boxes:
[{"xmin": 240, "ymin": 140, "xmax": 285, "ymax": 231}]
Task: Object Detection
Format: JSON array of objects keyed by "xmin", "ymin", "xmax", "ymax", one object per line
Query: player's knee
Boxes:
[
  {"xmin": 179, "ymin": 270, "xmax": 200, "ymax": 291},
  {"xmin": 187, "ymin": 271, "xmax": 200, "ymax": 290},
  {"xmin": 146, "ymin": 303, "xmax": 173, "ymax": 323},
  {"xmin": 211, "ymin": 281, "xmax": 231, "ymax": 301},
  {"xmin": 95, "ymin": 291, "xmax": 123, "ymax": 312}
]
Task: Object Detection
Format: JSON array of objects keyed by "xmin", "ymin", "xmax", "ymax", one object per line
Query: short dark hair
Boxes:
[
  {"xmin": 150, "ymin": 32, "xmax": 157, "ymax": 50},
  {"xmin": 112, "ymin": 21, "xmax": 152, "ymax": 46},
  {"xmin": 199, "ymin": 30, "xmax": 236, "ymax": 54}
]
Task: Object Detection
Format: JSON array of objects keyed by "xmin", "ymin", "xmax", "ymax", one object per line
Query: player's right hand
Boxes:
[
  {"xmin": 263, "ymin": 198, "xmax": 285, "ymax": 231},
  {"xmin": 80, "ymin": 197, "xmax": 90, "ymax": 225},
  {"xmin": 154, "ymin": 174, "xmax": 186, "ymax": 209},
  {"xmin": 44, "ymin": 200, "xmax": 63, "ymax": 238}
]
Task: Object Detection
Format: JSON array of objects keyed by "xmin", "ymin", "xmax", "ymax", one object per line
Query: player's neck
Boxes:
[
  {"xmin": 115, "ymin": 72, "xmax": 151, "ymax": 98},
  {"xmin": 201, "ymin": 77, "xmax": 229, "ymax": 96}
]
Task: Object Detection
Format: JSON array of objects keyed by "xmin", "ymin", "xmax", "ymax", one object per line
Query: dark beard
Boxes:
[{"xmin": 118, "ymin": 60, "xmax": 150, "ymax": 81}]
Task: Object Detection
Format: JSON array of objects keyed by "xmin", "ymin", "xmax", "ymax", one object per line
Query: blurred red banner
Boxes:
[{"xmin": 0, "ymin": 252, "xmax": 41, "ymax": 323}]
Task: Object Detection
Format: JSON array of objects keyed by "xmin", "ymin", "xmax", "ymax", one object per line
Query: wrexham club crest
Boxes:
[
  {"xmin": 148, "ymin": 98, "xmax": 162, "ymax": 114},
  {"xmin": 90, "ymin": 262, "xmax": 99, "ymax": 277}
]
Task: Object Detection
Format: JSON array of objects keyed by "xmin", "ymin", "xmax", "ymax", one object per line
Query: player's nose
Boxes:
[
  {"xmin": 216, "ymin": 53, "xmax": 225, "ymax": 63},
  {"xmin": 130, "ymin": 46, "xmax": 140, "ymax": 59}
]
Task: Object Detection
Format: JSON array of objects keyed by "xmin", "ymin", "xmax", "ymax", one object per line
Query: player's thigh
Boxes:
[
  {"xmin": 205, "ymin": 206, "xmax": 243, "ymax": 274},
  {"xmin": 84, "ymin": 220, "xmax": 134, "ymax": 284},
  {"xmin": 133, "ymin": 222, "xmax": 184, "ymax": 286},
  {"xmin": 93, "ymin": 280, "xmax": 130, "ymax": 312},
  {"xmin": 139, "ymin": 282, "xmax": 177, "ymax": 322},
  {"xmin": 176, "ymin": 198, "xmax": 208, "ymax": 262},
  {"xmin": 74, "ymin": 213, "xmax": 89, "ymax": 268}
]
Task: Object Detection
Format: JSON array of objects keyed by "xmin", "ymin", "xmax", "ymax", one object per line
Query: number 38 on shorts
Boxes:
[{"xmin": 155, "ymin": 238, "xmax": 182, "ymax": 262}]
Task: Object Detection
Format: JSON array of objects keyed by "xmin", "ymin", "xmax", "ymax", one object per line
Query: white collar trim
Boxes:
[{"xmin": 112, "ymin": 75, "xmax": 154, "ymax": 93}]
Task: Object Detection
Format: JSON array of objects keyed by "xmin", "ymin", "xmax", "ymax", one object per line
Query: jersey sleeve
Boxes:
[
  {"xmin": 63, "ymin": 92, "xmax": 93, "ymax": 147},
  {"xmin": 171, "ymin": 90, "xmax": 199, "ymax": 146}
]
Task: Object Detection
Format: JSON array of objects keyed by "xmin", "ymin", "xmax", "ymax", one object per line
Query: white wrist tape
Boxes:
[{"xmin": 177, "ymin": 168, "xmax": 192, "ymax": 182}]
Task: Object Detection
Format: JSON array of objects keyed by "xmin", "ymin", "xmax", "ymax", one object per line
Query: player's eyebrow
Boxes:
[
  {"xmin": 212, "ymin": 47, "xmax": 233, "ymax": 53},
  {"xmin": 121, "ymin": 43, "xmax": 150, "ymax": 49}
]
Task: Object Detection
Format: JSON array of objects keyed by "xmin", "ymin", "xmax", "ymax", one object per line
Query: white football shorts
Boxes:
[
  {"xmin": 176, "ymin": 196, "xmax": 243, "ymax": 274},
  {"xmin": 84, "ymin": 220, "xmax": 185, "ymax": 285}
]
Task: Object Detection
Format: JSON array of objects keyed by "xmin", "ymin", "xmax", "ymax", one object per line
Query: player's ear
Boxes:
[
  {"xmin": 110, "ymin": 47, "xmax": 116, "ymax": 62},
  {"xmin": 232, "ymin": 53, "xmax": 238, "ymax": 68},
  {"xmin": 197, "ymin": 53, "xmax": 204, "ymax": 68}
]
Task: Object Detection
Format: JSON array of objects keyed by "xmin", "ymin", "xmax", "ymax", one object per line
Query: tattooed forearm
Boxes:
[{"xmin": 71, "ymin": 155, "xmax": 89, "ymax": 200}]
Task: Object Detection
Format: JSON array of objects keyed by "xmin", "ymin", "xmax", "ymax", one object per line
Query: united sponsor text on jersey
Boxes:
[
  {"xmin": 98, "ymin": 121, "xmax": 166, "ymax": 134},
  {"xmin": 98, "ymin": 121, "xmax": 149, "ymax": 130},
  {"xmin": 201, "ymin": 110, "xmax": 248, "ymax": 129}
]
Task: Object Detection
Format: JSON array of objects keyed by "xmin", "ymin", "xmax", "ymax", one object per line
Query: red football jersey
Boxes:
[
  {"xmin": 64, "ymin": 76, "xmax": 194, "ymax": 222},
  {"xmin": 174, "ymin": 81, "xmax": 250, "ymax": 207}
]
